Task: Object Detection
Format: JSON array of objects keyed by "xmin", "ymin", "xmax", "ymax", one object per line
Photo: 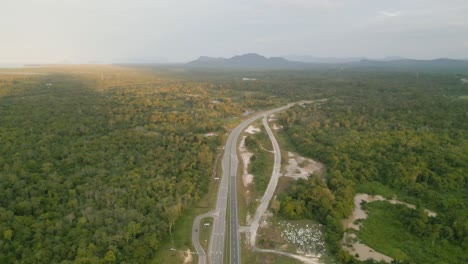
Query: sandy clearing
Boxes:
[
  {"xmin": 183, "ymin": 249, "xmax": 193, "ymax": 264},
  {"xmin": 284, "ymin": 152, "xmax": 323, "ymax": 180},
  {"xmin": 260, "ymin": 211, "xmax": 273, "ymax": 228},
  {"xmin": 245, "ymin": 125, "xmax": 260, "ymax": 134},
  {"xmin": 272, "ymin": 123, "xmax": 282, "ymax": 130},
  {"xmin": 342, "ymin": 193, "xmax": 437, "ymax": 262},
  {"xmin": 342, "ymin": 194, "xmax": 436, "ymax": 230},
  {"xmin": 235, "ymin": 100, "xmax": 330, "ymax": 263},
  {"xmin": 246, "ymin": 212, "xmax": 252, "ymax": 226},
  {"xmin": 239, "ymin": 136, "xmax": 254, "ymax": 187},
  {"xmin": 343, "ymin": 233, "xmax": 392, "ymax": 263}
]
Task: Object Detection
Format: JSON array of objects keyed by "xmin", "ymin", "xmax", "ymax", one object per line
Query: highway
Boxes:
[
  {"xmin": 209, "ymin": 113, "xmax": 264, "ymax": 264},
  {"xmin": 192, "ymin": 211, "xmax": 214, "ymax": 264},
  {"xmin": 249, "ymin": 116, "xmax": 282, "ymax": 247},
  {"xmin": 194, "ymin": 102, "xmax": 306, "ymax": 264}
]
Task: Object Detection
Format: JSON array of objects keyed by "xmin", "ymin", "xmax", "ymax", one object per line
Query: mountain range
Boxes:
[
  {"xmin": 186, "ymin": 53, "xmax": 468, "ymax": 72},
  {"xmin": 283, "ymin": 55, "xmax": 407, "ymax": 64},
  {"xmin": 186, "ymin": 53, "xmax": 308, "ymax": 69}
]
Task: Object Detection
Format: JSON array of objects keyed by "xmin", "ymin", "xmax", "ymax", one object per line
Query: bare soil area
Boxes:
[
  {"xmin": 283, "ymin": 152, "xmax": 324, "ymax": 180},
  {"xmin": 245, "ymin": 125, "xmax": 261, "ymax": 134},
  {"xmin": 342, "ymin": 193, "xmax": 437, "ymax": 262},
  {"xmin": 183, "ymin": 249, "xmax": 193, "ymax": 264},
  {"xmin": 239, "ymin": 136, "xmax": 254, "ymax": 187}
]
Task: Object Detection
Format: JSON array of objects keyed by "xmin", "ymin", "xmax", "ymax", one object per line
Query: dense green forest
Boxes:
[
  {"xmin": 0, "ymin": 67, "xmax": 248, "ymax": 263},
  {"xmin": 163, "ymin": 69, "xmax": 467, "ymax": 263},
  {"xmin": 1, "ymin": 66, "xmax": 467, "ymax": 263},
  {"xmin": 271, "ymin": 72, "xmax": 467, "ymax": 263}
]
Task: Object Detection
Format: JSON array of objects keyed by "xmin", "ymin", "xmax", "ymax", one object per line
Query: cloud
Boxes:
[
  {"xmin": 267, "ymin": 0, "xmax": 343, "ymax": 9},
  {"xmin": 379, "ymin": 10, "xmax": 402, "ymax": 17}
]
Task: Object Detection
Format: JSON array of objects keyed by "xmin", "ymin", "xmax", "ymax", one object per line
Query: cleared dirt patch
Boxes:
[
  {"xmin": 272, "ymin": 123, "xmax": 282, "ymax": 130},
  {"xmin": 245, "ymin": 125, "xmax": 261, "ymax": 134},
  {"xmin": 283, "ymin": 152, "xmax": 323, "ymax": 180},
  {"xmin": 342, "ymin": 193, "xmax": 437, "ymax": 262},
  {"xmin": 343, "ymin": 233, "xmax": 392, "ymax": 263},
  {"xmin": 239, "ymin": 136, "xmax": 254, "ymax": 187},
  {"xmin": 183, "ymin": 249, "xmax": 193, "ymax": 264},
  {"xmin": 257, "ymin": 215, "xmax": 288, "ymax": 249}
]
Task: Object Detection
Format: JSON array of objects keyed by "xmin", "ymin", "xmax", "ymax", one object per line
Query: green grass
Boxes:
[
  {"xmin": 199, "ymin": 218, "xmax": 213, "ymax": 255},
  {"xmin": 250, "ymin": 149, "xmax": 273, "ymax": 195},
  {"xmin": 358, "ymin": 202, "xmax": 467, "ymax": 264},
  {"xmin": 151, "ymin": 206, "xmax": 198, "ymax": 264},
  {"xmin": 355, "ymin": 181, "xmax": 437, "ymax": 212},
  {"xmin": 240, "ymin": 233, "xmax": 303, "ymax": 264},
  {"xmin": 237, "ymin": 120, "xmax": 274, "ymax": 225},
  {"xmin": 247, "ymin": 125, "xmax": 274, "ymax": 197},
  {"xmin": 256, "ymin": 121, "xmax": 273, "ymax": 151},
  {"xmin": 152, "ymin": 151, "xmax": 223, "ymax": 264},
  {"xmin": 273, "ymin": 125, "xmax": 308, "ymax": 175},
  {"xmin": 272, "ymin": 123, "xmax": 297, "ymax": 153},
  {"xmin": 241, "ymin": 234, "xmax": 302, "ymax": 264},
  {"xmin": 237, "ymin": 162, "xmax": 249, "ymax": 226},
  {"xmin": 236, "ymin": 120, "xmax": 302, "ymax": 264}
]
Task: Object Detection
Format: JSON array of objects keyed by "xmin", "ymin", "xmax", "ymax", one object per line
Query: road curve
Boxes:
[
  {"xmin": 251, "ymin": 113, "xmax": 321, "ymax": 264},
  {"xmin": 194, "ymin": 102, "xmax": 307, "ymax": 264},
  {"xmin": 249, "ymin": 116, "xmax": 282, "ymax": 247},
  {"xmin": 192, "ymin": 211, "xmax": 214, "ymax": 264}
]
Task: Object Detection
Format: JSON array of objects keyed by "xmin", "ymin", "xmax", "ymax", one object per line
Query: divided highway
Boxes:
[{"xmin": 194, "ymin": 102, "xmax": 305, "ymax": 264}]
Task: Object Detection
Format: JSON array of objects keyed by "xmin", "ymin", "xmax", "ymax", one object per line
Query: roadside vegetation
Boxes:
[
  {"xmin": 241, "ymin": 242, "xmax": 302, "ymax": 264},
  {"xmin": 245, "ymin": 127, "xmax": 274, "ymax": 197},
  {"xmin": 273, "ymin": 72, "xmax": 467, "ymax": 263},
  {"xmin": 0, "ymin": 66, "xmax": 245, "ymax": 263},
  {"xmin": 1, "ymin": 66, "xmax": 466, "ymax": 263},
  {"xmin": 358, "ymin": 202, "xmax": 466, "ymax": 263}
]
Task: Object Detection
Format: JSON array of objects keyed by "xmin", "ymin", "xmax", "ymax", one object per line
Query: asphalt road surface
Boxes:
[
  {"xmin": 199, "ymin": 102, "xmax": 304, "ymax": 264},
  {"xmin": 249, "ymin": 115, "xmax": 282, "ymax": 247},
  {"xmin": 192, "ymin": 211, "xmax": 214, "ymax": 264},
  {"xmin": 209, "ymin": 113, "xmax": 262, "ymax": 264}
]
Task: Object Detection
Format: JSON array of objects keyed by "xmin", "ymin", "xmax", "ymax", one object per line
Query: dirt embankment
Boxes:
[
  {"xmin": 182, "ymin": 249, "xmax": 192, "ymax": 264},
  {"xmin": 239, "ymin": 124, "xmax": 261, "ymax": 188},
  {"xmin": 342, "ymin": 194, "xmax": 437, "ymax": 262},
  {"xmin": 239, "ymin": 136, "xmax": 254, "ymax": 187}
]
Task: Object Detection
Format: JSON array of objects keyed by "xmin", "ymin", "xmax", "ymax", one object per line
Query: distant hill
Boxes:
[
  {"xmin": 284, "ymin": 55, "xmax": 366, "ymax": 64},
  {"xmin": 186, "ymin": 53, "xmax": 468, "ymax": 72},
  {"xmin": 186, "ymin": 53, "xmax": 309, "ymax": 69},
  {"xmin": 380, "ymin": 56, "xmax": 408, "ymax": 62},
  {"xmin": 347, "ymin": 58, "xmax": 468, "ymax": 73},
  {"xmin": 112, "ymin": 56, "xmax": 169, "ymax": 64},
  {"xmin": 283, "ymin": 55, "xmax": 407, "ymax": 64},
  {"xmin": 194, "ymin": 56, "xmax": 225, "ymax": 63}
]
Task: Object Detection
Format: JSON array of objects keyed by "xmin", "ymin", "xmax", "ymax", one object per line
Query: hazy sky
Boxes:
[{"xmin": 1, "ymin": 0, "xmax": 467, "ymax": 63}]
